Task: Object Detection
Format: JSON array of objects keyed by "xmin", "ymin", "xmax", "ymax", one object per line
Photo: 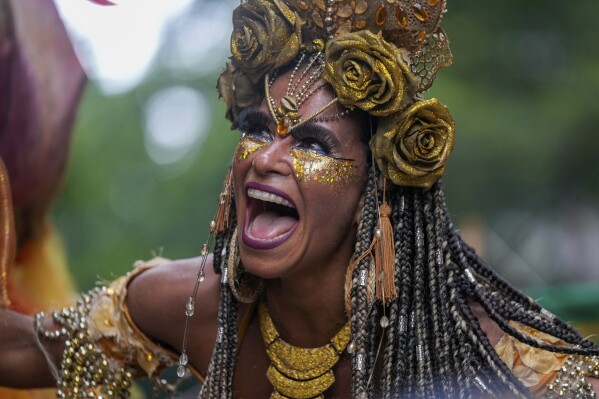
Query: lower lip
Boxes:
[{"xmin": 241, "ymin": 214, "xmax": 299, "ymax": 250}]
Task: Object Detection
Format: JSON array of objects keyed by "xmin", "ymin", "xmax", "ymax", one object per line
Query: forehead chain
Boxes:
[{"xmin": 265, "ymin": 52, "xmax": 351, "ymax": 137}]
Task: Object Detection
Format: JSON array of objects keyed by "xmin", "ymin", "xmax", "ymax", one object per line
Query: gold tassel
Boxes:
[
  {"xmin": 213, "ymin": 168, "xmax": 233, "ymax": 234},
  {"xmin": 374, "ymin": 180, "xmax": 397, "ymax": 304}
]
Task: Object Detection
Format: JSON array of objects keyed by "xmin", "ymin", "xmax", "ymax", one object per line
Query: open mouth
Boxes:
[{"xmin": 243, "ymin": 184, "xmax": 299, "ymax": 250}]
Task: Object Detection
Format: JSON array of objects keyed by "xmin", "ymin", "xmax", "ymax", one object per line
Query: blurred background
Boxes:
[{"xmin": 51, "ymin": 0, "xmax": 598, "ymax": 347}]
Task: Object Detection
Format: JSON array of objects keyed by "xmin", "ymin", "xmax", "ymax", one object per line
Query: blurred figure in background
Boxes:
[{"xmin": 0, "ymin": 0, "xmax": 85, "ymax": 397}]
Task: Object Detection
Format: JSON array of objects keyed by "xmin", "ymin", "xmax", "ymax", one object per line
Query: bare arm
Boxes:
[
  {"xmin": 126, "ymin": 255, "xmax": 221, "ymax": 377},
  {"xmin": 0, "ymin": 309, "xmax": 62, "ymax": 388}
]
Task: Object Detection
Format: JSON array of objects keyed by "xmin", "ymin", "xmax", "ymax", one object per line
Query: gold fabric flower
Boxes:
[
  {"xmin": 371, "ymin": 99, "xmax": 455, "ymax": 188},
  {"xmin": 231, "ymin": 0, "xmax": 302, "ymax": 84},
  {"xmin": 89, "ymin": 294, "xmax": 119, "ymax": 340},
  {"xmin": 217, "ymin": 62, "xmax": 261, "ymax": 127},
  {"xmin": 323, "ymin": 30, "xmax": 416, "ymax": 117}
]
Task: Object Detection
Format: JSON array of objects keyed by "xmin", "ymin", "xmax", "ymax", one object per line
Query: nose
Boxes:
[{"xmin": 252, "ymin": 137, "xmax": 293, "ymax": 177}]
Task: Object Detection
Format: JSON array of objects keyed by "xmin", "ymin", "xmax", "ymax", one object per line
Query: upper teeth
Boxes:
[{"xmin": 248, "ymin": 188, "xmax": 294, "ymax": 208}]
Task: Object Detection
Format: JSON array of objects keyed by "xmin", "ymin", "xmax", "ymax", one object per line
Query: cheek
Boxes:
[
  {"xmin": 235, "ymin": 135, "xmax": 269, "ymax": 161},
  {"xmin": 290, "ymin": 148, "xmax": 359, "ymax": 188}
]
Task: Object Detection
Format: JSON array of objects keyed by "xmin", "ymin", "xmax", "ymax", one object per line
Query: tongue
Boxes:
[{"xmin": 249, "ymin": 211, "xmax": 297, "ymax": 239}]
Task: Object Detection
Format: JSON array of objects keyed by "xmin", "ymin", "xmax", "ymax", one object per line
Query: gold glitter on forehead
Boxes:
[
  {"xmin": 236, "ymin": 134, "xmax": 269, "ymax": 161},
  {"xmin": 291, "ymin": 148, "xmax": 358, "ymax": 187}
]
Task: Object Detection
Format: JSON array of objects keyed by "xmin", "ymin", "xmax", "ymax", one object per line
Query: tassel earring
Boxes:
[
  {"xmin": 374, "ymin": 178, "xmax": 397, "ymax": 304},
  {"xmin": 212, "ymin": 167, "xmax": 234, "ymax": 234}
]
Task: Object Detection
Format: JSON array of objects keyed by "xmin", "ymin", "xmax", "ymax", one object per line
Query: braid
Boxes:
[
  {"xmin": 200, "ymin": 220, "xmax": 239, "ymax": 398},
  {"xmin": 350, "ymin": 169, "xmax": 378, "ymax": 398},
  {"xmin": 360, "ymin": 178, "xmax": 599, "ymax": 399}
]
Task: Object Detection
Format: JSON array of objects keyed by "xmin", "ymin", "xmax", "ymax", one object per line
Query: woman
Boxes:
[{"xmin": 1, "ymin": 0, "xmax": 599, "ymax": 398}]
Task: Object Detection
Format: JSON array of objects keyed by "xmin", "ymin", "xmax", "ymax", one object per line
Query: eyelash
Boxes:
[
  {"xmin": 237, "ymin": 108, "xmax": 272, "ymax": 141},
  {"xmin": 292, "ymin": 129, "xmax": 338, "ymax": 156}
]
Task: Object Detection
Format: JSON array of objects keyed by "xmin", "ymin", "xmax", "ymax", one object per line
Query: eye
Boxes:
[
  {"xmin": 236, "ymin": 107, "xmax": 273, "ymax": 142},
  {"xmin": 246, "ymin": 129, "xmax": 273, "ymax": 142},
  {"xmin": 294, "ymin": 137, "xmax": 329, "ymax": 155}
]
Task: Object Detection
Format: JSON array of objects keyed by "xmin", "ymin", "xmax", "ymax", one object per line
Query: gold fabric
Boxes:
[
  {"xmin": 494, "ymin": 321, "xmax": 568, "ymax": 394},
  {"xmin": 86, "ymin": 257, "xmax": 177, "ymax": 378}
]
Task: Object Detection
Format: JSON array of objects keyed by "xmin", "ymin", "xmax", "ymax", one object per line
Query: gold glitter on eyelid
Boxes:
[
  {"xmin": 236, "ymin": 134, "xmax": 269, "ymax": 161},
  {"xmin": 290, "ymin": 148, "xmax": 358, "ymax": 186}
]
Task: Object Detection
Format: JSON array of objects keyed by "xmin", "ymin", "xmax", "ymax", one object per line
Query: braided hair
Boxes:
[{"xmin": 347, "ymin": 170, "xmax": 599, "ymax": 399}]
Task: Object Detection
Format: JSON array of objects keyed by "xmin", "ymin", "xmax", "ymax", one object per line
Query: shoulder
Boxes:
[{"xmin": 126, "ymin": 256, "xmax": 222, "ymax": 364}]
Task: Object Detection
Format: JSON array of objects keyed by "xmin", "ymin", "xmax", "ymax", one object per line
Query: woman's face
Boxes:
[{"xmin": 232, "ymin": 69, "xmax": 369, "ymax": 279}]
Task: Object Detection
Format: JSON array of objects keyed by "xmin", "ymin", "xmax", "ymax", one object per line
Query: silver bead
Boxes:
[
  {"xmin": 209, "ymin": 220, "xmax": 216, "ymax": 232},
  {"xmin": 416, "ymin": 345, "xmax": 424, "ymax": 363},
  {"xmin": 347, "ymin": 341, "xmax": 356, "ymax": 354},
  {"xmin": 177, "ymin": 365, "xmax": 186, "ymax": 378},
  {"xmin": 473, "ymin": 376, "xmax": 488, "ymax": 392},
  {"xmin": 356, "ymin": 353, "xmax": 365, "ymax": 372},
  {"xmin": 541, "ymin": 308, "xmax": 556, "ymax": 321},
  {"xmin": 359, "ymin": 269, "xmax": 368, "ymax": 286},
  {"xmin": 222, "ymin": 266, "xmax": 228, "ymax": 284},
  {"xmin": 464, "ymin": 268, "xmax": 476, "ymax": 284},
  {"xmin": 179, "ymin": 353, "xmax": 188, "ymax": 366},
  {"xmin": 185, "ymin": 297, "xmax": 195, "ymax": 317},
  {"xmin": 436, "ymin": 249, "xmax": 443, "ymax": 266},
  {"xmin": 398, "ymin": 315, "xmax": 406, "ymax": 333},
  {"xmin": 375, "ymin": 228, "xmax": 382, "ymax": 238},
  {"xmin": 197, "ymin": 271, "xmax": 206, "ymax": 283},
  {"xmin": 380, "ymin": 316, "xmax": 390, "ymax": 328}
]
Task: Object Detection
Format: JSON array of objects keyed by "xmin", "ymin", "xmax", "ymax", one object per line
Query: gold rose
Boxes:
[
  {"xmin": 371, "ymin": 99, "xmax": 455, "ymax": 189},
  {"xmin": 323, "ymin": 31, "xmax": 417, "ymax": 117},
  {"xmin": 231, "ymin": 0, "xmax": 302, "ymax": 84}
]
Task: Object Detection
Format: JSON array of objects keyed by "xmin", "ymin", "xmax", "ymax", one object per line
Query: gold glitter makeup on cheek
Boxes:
[
  {"xmin": 236, "ymin": 134, "xmax": 270, "ymax": 161},
  {"xmin": 290, "ymin": 148, "xmax": 358, "ymax": 187}
]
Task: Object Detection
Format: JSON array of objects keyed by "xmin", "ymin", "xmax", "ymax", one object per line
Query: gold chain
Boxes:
[{"xmin": 259, "ymin": 301, "xmax": 351, "ymax": 399}]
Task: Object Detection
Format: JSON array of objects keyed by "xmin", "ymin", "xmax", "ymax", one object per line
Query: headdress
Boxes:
[{"xmin": 217, "ymin": 0, "xmax": 456, "ymax": 189}]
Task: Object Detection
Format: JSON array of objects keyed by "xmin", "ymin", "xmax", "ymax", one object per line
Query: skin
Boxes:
[{"xmin": 0, "ymin": 70, "xmax": 598, "ymax": 397}]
